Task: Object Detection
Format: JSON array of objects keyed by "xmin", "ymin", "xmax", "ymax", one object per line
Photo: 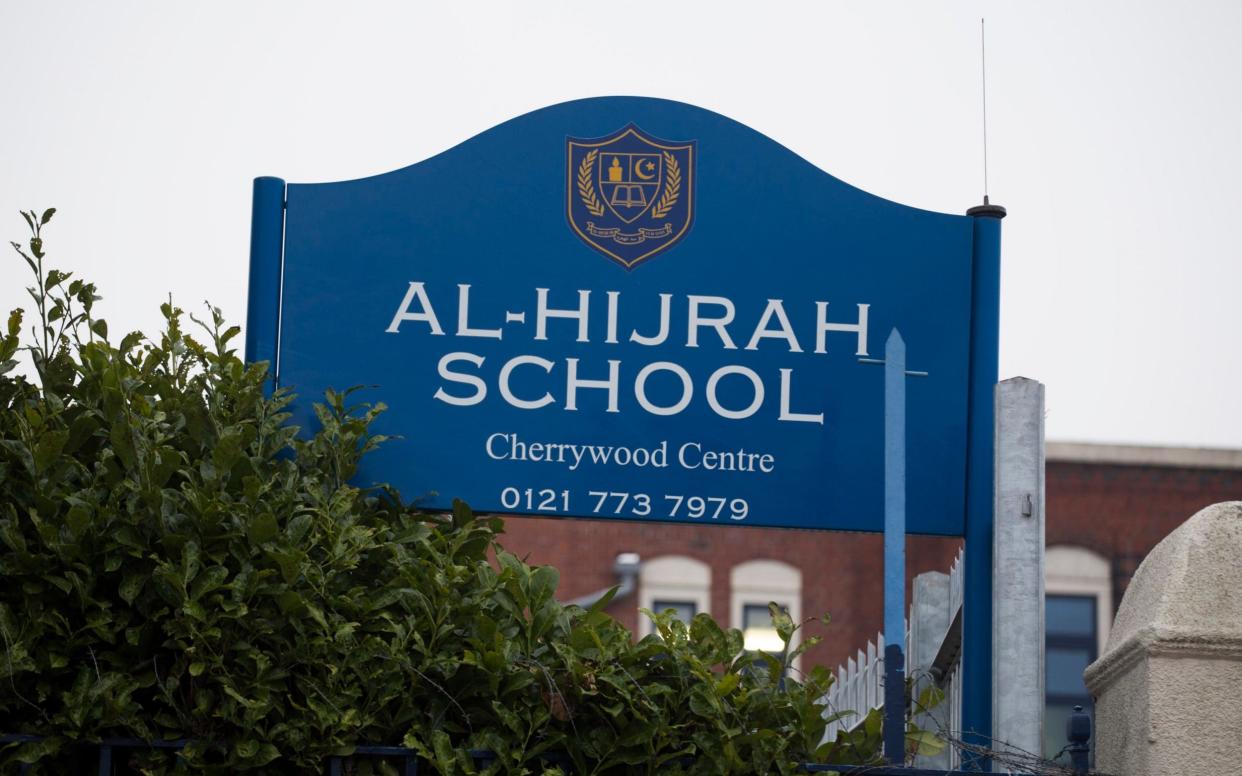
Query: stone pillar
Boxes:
[
  {"xmin": 992, "ymin": 377, "xmax": 1046, "ymax": 764},
  {"xmin": 1084, "ymin": 501, "xmax": 1242, "ymax": 775}
]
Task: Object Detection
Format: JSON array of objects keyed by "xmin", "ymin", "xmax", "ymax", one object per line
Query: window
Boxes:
[
  {"xmin": 1043, "ymin": 546, "xmax": 1111, "ymax": 759},
  {"xmin": 741, "ymin": 602, "xmax": 789, "ymax": 654},
  {"xmin": 651, "ymin": 599, "xmax": 697, "ymax": 625},
  {"xmin": 1044, "ymin": 595, "xmax": 1097, "ymax": 758},
  {"xmin": 638, "ymin": 556, "xmax": 710, "ymax": 637},
  {"xmin": 730, "ymin": 560, "xmax": 802, "ymax": 669}
]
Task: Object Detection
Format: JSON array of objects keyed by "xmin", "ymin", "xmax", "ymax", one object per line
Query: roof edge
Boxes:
[{"xmin": 1047, "ymin": 441, "xmax": 1242, "ymax": 470}]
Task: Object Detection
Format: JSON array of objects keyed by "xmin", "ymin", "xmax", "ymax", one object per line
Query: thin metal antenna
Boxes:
[{"xmin": 980, "ymin": 17, "xmax": 991, "ymax": 205}]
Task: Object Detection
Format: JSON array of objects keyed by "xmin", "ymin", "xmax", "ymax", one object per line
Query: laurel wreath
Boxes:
[
  {"xmin": 651, "ymin": 151, "xmax": 680, "ymax": 219},
  {"xmin": 577, "ymin": 150, "xmax": 605, "ymax": 217},
  {"xmin": 578, "ymin": 148, "xmax": 681, "ymax": 219}
]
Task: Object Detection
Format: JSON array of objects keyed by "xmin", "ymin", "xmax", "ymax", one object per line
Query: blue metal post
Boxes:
[
  {"xmin": 961, "ymin": 200, "xmax": 1005, "ymax": 770},
  {"xmin": 245, "ymin": 176, "xmax": 286, "ymax": 390},
  {"xmin": 883, "ymin": 329, "xmax": 908, "ymax": 764}
]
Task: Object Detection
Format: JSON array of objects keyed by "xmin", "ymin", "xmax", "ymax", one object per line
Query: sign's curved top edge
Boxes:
[{"xmin": 283, "ymin": 95, "xmax": 970, "ymax": 222}]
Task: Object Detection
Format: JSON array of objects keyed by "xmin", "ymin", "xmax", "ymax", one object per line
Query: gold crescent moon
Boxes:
[{"xmin": 633, "ymin": 158, "xmax": 656, "ymax": 181}]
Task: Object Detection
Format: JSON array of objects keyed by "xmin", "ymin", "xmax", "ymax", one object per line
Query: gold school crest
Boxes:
[{"xmin": 566, "ymin": 125, "xmax": 696, "ymax": 269}]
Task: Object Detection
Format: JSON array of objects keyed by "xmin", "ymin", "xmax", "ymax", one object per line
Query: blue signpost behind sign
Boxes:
[
  {"xmin": 859, "ymin": 329, "xmax": 925, "ymax": 763},
  {"xmin": 246, "ymin": 96, "xmax": 1004, "ymax": 763}
]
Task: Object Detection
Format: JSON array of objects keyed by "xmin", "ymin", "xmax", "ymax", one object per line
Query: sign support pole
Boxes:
[
  {"xmin": 962, "ymin": 201, "xmax": 1006, "ymax": 770},
  {"xmin": 882, "ymin": 329, "xmax": 908, "ymax": 764},
  {"xmin": 245, "ymin": 175, "xmax": 286, "ymax": 394},
  {"xmin": 862, "ymin": 329, "xmax": 928, "ymax": 765}
]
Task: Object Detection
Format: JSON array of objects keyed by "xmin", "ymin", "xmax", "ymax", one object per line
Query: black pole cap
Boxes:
[
  {"xmin": 1067, "ymin": 704, "xmax": 1092, "ymax": 744},
  {"xmin": 967, "ymin": 195, "xmax": 1007, "ymax": 218}
]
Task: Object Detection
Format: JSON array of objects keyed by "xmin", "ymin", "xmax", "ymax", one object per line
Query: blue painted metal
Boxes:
[
  {"xmin": 811, "ymin": 767, "xmax": 1014, "ymax": 775},
  {"xmin": 883, "ymin": 328, "xmax": 908, "ymax": 764},
  {"xmin": 883, "ymin": 329, "xmax": 907, "ymax": 646},
  {"xmin": 245, "ymin": 175, "xmax": 286, "ymax": 388},
  {"xmin": 264, "ymin": 96, "xmax": 984, "ymax": 536},
  {"xmin": 96, "ymin": 743, "xmax": 111, "ymax": 776},
  {"xmin": 960, "ymin": 203, "xmax": 1005, "ymax": 769},
  {"xmin": 811, "ymin": 768, "xmax": 1009, "ymax": 775},
  {"xmin": 355, "ymin": 745, "xmax": 420, "ymax": 774}
]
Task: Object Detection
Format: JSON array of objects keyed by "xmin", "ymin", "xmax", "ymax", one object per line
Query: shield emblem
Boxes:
[{"xmin": 567, "ymin": 124, "xmax": 696, "ymax": 269}]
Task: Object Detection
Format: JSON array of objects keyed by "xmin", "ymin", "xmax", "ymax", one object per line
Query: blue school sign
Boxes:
[
  {"xmin": 245, "ymin": 96, "xmax": 1001, "ymax": 539},
  {"xmin": 247, "ymin": 96, "xmax": 1005, "ymax": 755}
]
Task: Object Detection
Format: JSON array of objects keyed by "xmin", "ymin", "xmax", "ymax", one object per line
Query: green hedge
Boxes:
[{"xmin": 0, "ymin": 211, "xmax": 904, "ymax": 774}]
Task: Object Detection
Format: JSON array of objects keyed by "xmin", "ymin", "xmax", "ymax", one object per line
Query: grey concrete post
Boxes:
[
  {"xmin": 910, "ymin": 571, "xmax": 952, "ymax": 769},
  {"xmin": 992, "ymin": 377, "xmax": 1046, "ymax": 765}
]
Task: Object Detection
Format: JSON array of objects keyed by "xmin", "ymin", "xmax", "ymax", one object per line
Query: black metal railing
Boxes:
[{"xmin": 2, "ymin": 709, "xmax": 1093, "ymax": 776}]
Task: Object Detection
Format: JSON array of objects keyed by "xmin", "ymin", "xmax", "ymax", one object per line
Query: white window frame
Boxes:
[
  {"xmin": 730, "ymin": 559, "xmax": 803, "ymax": 670},
  {"xmin": 1045, "ymin": 544, "xmax": 1112, "ymax": 652},
  {"xmin": 638, "ymin": 555, "xmax": 711, "ymax": 637}
]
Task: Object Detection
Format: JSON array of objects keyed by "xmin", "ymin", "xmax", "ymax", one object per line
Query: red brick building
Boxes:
[{"xmin": 496, "ymin": 442, "xmax": 1242, "ymax": 672}]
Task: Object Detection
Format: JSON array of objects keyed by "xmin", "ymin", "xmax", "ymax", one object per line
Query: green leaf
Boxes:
[
  {"xmin": 530, "ymin": 564, "xmax": 559, "ymax": 604},
  {"xmin": 181, "ymin": 540, "xmax": 201, "ymax": 585},
  {"xmin": 451, "ymin": 498, "xmax": 473, "ymax": 528},
  {"xmin": 119, "ymin": 330, "xmax": 143, "ymax": 352},
  {"xmin": 33, "ymin": 429, "xmax": 68, "ymax": 472},
  {"xmin": 40, "ymin": 207, "xmax": 56, "ymax": 225},
  {"xmin": 212, "ymin": 428, "xmax": 243, "ymax": 472},
  {"xmin": 66, "ymin": 504, "xmax": 91, "ymax": 537},
  {"xmin": 249, "ymin": 743, "xmax": 281, "ymax": 766},
  {"xmin": 906, "ymin": 729, "xmax": 947, "ymax": 756},
  {"xmin": 269, "ymin": 548, "xmax": 304, "ymax": 584},
  {"xmin": 109, "ymin": 421, "xmax": 137, "ymax": 470},
  {"xmin": 715, "ymin": 672, "xmax": 740, "ymax": 697},
  {"xmin": 248, "ymin": 512, "xmax": 279, "ymax": 545},
  {"xmin": 305, "ymin": 602, "xmax": 328, "ymax": 630},
  {"xmin": 13, "ymin": 736, "xmax": 62, "ymax": 765},
  {"xmin": 223, "ymin": 685, "xmax": 257, "ymax": 708},
  {"xmin": 688, "ymin": 686, "xmax": 719, "ymax": 717},
  {"xmin": 285, "ymin": 513, "xmax": 312, "ymax": 544},
  {"xmin": 44, "ymin": 268, "xmax": 65, "ymax": 291},
  {"xmin": 0, "ymin": 518, "xmax": 28, "ymax": 554},
  {"xmin": 190, "ymin": 565, "xmax": 229, "ymax": 601},
  {"xmin": 584, "ymin": 584, "xmax": 619, "ymax": 615},
  {"xmin": 916, "ymin": 682, "xmax": 945, "ymax": 712},
  {"xmin": 119, "ymin": 573, "xmax": 144, "ymax": 605},
  {"xmin": 277, "ymin": 590, "xmax": 304, "ymax": 614}
]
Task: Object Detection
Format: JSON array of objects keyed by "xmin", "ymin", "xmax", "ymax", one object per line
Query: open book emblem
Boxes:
[{"xmin": 566, "ymin": 124, "xmax": 696, "ymax": 270}]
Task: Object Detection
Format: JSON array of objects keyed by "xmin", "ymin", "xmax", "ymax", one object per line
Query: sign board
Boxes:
[{"xmin": 246, "ymin": 97, "xmax": 996, "ymax": 536}]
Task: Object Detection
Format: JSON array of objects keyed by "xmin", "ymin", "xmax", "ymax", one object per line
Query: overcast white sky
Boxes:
[{"xmin": 2, "ymin": 1, "xmax": 1239, "ymax": 448}]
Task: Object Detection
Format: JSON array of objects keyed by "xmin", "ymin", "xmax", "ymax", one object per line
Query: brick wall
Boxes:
[
  {"xmin": 1046, "ymin": 461, "xmax": 1242, "ymax": 611},
  {"xmin": 494, "ymin": 457, "xmax": 1242, "ymax": 672},
  {"xmin": 497, "ymin": 516, "xmax": 960, "ymax": 671}
]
